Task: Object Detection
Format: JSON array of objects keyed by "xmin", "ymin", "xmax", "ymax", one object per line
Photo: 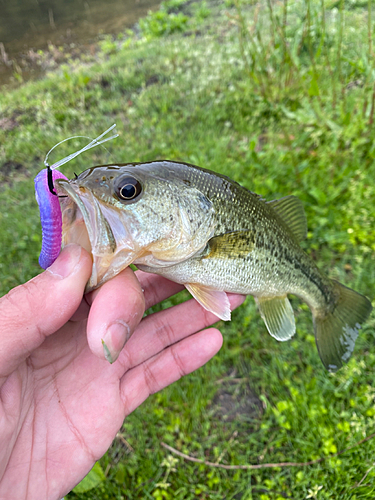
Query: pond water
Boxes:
[{"xmin": 0, "ymin": 0, "xmax": 160, "ymax": 86}]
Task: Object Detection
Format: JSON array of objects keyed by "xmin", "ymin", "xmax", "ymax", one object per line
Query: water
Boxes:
[{"xmin": 0, "ymin": 0, "xmax": 160, "ymax": 86}]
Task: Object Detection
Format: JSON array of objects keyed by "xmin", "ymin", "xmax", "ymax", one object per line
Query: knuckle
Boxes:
[
  {"xmin": 170, "ymin": 345, "xmax": 187, "ymax": 379},
  {"xmin": 17, "ymin": 280, "xmax": 42, "ymax": 316},
  {"xmin": 198, "ymin": 301, "xmax": 218, "ymax": 329},
  {"xmin": 153, "ymin": 314, "xmax": 175, "ymax": 348},
  {"xmin": 4, "ymin": 279, "xmax": 37, "ymax": 318},
  {"xmin": 143, "ymin": 360, "xmax": 160, "ymax": 395},
  {"xmin": 121, "ymin": 345, "xmax": 134, "ymax": 371},
  {"xmin": 2, "ymin": 279, "xmax": 46, "ymax": 345}
]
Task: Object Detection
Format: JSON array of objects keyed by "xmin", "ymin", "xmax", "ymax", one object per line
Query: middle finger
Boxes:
[
  {"xmin": 70, "ymin": 270, "xmax": 184, "ymax": 323},
  {"xmin": 119, "ymin": 293, "xmax": 246, "ymax": 371}
]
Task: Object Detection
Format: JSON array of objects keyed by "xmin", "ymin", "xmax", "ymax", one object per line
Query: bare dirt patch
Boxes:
[{"xmin": 212, "ymin": 374, "xmax": 262, "ymax": 422}]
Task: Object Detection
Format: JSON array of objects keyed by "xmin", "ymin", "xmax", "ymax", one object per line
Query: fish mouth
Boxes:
[{"xmin": 56, "ymin": 179, "xmax": 136, "ymax": 291}]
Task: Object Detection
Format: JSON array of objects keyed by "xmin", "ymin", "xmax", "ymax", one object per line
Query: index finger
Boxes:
[
  {"xmin": 86, "ymin": 267, "xmax": 145, "ymax": 362},
  {"xmin": 72, "ymin": 270, "xmax": 184, "ymax": 323}
]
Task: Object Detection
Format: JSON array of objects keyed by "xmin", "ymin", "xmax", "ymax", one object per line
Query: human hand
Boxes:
[{"xmin": 0, "ymin": 244, "xmax": 245, "ymax": 500}]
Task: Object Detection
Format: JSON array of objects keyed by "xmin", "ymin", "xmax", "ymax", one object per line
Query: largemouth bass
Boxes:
[{"xmin": 55, "ymin": 161, "xmax": 372, "ymax": 371}]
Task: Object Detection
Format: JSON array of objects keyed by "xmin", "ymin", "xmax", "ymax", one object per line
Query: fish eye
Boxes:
[{"xmin": 115, "ymin": 176, "xmax": 142, "ymax": 202}]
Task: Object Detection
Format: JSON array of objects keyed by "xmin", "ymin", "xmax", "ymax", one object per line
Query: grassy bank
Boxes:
[{"xmin": 1, "ymin": 0, "xmax": 375, "ymax": 498}]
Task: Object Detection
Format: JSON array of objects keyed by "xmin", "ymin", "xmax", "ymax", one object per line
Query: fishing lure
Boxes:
[{"xmin": 34, "ymin": 124, "xmax": 119, "ymax": 269}]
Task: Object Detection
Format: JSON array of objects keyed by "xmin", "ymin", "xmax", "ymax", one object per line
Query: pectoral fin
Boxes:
[
  {"xmin": 255, "ymin": 295, "xmax": 296, "ymax": 341},
  {"xmin": 205, "ymin": 230, "xmax": 255, "ymax": 259},
  {"xmin": 185, "ymin": 283, "xmax": 231, "ymax": 321}
]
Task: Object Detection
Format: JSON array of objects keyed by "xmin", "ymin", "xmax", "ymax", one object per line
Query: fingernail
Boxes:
[
  {"xmin": 47, "ymin": 245, "xmax": 82, "ymax": 279},
  {"xmin": 102, "ymin": 320, "xmax": 130, "ymax": 363}
]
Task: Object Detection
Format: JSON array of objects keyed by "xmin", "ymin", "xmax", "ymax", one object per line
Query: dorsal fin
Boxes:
[{"xmin": 267, "ymin": 195, "xmax": 307, "ymax": 242}]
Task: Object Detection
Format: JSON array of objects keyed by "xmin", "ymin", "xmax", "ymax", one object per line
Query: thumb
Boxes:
[{"xmin": 0, "ymin": 245, "xmax": 92, "ymax": 378}]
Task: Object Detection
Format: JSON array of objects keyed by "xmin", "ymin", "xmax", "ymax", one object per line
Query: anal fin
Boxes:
[
  {"xmin": 255, "ymin": 295, "xmax": 296, "ymax": 341},
  {"xmin": 185, "ymin": 283, "xmax": 231, "ymax": 321}
]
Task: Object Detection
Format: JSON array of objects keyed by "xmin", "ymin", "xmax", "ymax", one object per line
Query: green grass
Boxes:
[{"xmin": 1, "ymin": 0, "xmax": 375, "ymax": 498}]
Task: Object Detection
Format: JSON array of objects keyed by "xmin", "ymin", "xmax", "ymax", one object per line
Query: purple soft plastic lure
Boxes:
[
  {"xmin": 34, "ymin": 169, "xmax": 68, "ymax": 269},
  {"xmin": 34, "ymin": 125, "xmax": 118, "ymax": 269}
]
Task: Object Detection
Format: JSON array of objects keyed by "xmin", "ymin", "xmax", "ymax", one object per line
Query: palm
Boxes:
[
  {"xmin": 1, "ymin": 320, "xmax": 124, "ymax": 499},
  {"xmin": 0, "ymin": 247, "xmax": 245, "ymax": 500}
]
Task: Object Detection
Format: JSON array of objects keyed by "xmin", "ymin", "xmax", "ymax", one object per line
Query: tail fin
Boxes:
[{"xmin": 313, "ymin": 280, "xmax": 372, "ymax": 372}]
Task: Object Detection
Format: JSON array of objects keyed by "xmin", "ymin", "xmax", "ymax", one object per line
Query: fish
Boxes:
[{"xmin": 54, "ymin": 160, "xmax": 373, "ymax": 371}]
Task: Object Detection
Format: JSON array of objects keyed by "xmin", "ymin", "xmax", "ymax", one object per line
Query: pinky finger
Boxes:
[{"xmin": 120, "ymin": 328, "xmax": 223, "ymax": 416}]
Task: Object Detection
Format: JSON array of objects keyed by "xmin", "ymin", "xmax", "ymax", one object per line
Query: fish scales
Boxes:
[
  {"xmin": 55, "ymin": 160, "xmax": 372, "ymax": 371},
  {"xmin": 142, "ymin": 162, "xmax": 334, "ymax": 310}
]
